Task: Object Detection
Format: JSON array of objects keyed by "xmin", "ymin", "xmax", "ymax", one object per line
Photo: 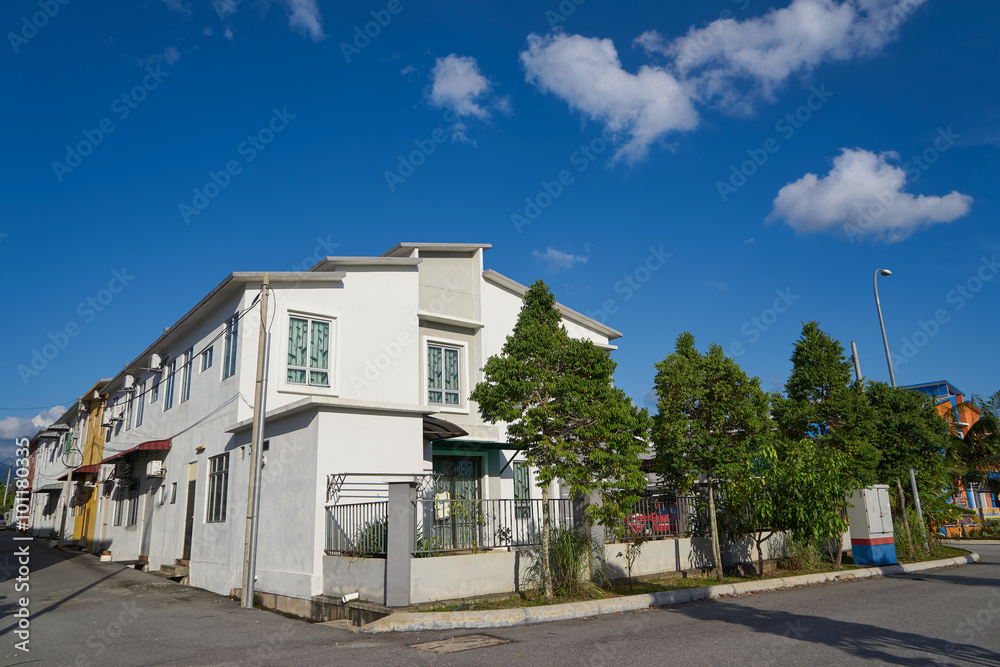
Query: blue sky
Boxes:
[{"xmin": 2, "ymin": 0, "xmax": 999, "ymax": 460}]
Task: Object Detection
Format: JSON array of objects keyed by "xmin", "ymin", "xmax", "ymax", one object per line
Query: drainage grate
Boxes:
[{"xmin": 410, "ymin": 634, "xmax": 512, "ymax": 654}]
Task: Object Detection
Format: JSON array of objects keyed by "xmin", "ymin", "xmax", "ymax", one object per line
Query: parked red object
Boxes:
[{"xmin": 626, "ymin": 500, "xmax": 680, "ymax": 536}]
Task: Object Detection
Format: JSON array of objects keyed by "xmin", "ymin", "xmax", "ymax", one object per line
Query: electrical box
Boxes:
[{"xmin": 847, "ymin": 485, "xmax": 897, "ymax": 566}]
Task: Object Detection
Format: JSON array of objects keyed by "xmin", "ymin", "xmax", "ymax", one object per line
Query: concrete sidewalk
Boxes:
[{"xmin": 362, "ymin": 552, "xmax": 981, "ymax": 633}]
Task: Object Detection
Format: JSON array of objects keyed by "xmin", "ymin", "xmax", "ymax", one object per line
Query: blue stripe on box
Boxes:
[{"xmin": 853, "ymin": 541, "xmax": 897, "ymax": 566}]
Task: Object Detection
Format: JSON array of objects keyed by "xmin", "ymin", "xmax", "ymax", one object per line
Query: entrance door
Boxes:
[
  {"xmin": 432, "ymin": 456, "xmax": 482, "ymax": 549},
  {"xmin": 183, "ymin": 462, "xmax": 196, "ymax": 561}
]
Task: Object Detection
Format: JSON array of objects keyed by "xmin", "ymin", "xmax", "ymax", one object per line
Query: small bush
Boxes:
[
  {"xmin": 525, "ymin": 527, "xmax": 607, "ymax": 597},
  {"xmin": 779, "ymin": 536, "xmax": 823, "ymax": 571},
  {"xmin": 351, "ymin": 516, "xmax": 387, "ymax": 555},
  {"xmin": 969, "ymin": 519, "xmax": 1000, "ymax": 540}
]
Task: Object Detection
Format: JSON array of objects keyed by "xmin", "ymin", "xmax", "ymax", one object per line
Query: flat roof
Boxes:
[{"xmin": 382, "ymin": 242, "xmax": 492, "ymax": 257}]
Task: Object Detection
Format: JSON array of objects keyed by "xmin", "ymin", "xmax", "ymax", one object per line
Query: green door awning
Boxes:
[{"xmin": 435, "ymin": 439, "xmax": 519, "ymax": 452}]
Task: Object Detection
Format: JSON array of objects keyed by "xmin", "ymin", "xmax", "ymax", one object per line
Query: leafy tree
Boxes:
[
  {"xmin": 866, "ymin": 382, "xmax": 951, "ymax": 554},
  {"xmin": 773, "ymin": 321, "xmax": 878, "ymax": 568},
  {"xmin": 471, "ymin": 280, "xmax": 648, "ymax": 600},
  {"xmin": 651, "ymin": 332, "xmax": 774, "ymax": 584},
  {"xmin": 721, "ymin": 437, "xmax": 781, "ymax": 576}
]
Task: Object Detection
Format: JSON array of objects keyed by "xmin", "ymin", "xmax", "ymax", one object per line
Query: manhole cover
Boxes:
[{"xmin": 410, "ymin": 634, "xmax": 512, "ymax": 654}]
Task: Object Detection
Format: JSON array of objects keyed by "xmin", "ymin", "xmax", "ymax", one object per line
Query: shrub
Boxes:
[
  {"xmin": 525, "ymin": 527, "xmax": 607, "ymax": 597},
  {"xmin": 779, "ymin": 536, "xmax": 823, "ymax": 571}
]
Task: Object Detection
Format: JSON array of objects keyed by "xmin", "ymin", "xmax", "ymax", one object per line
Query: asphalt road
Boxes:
[{"xmin": 2, "ymin": 530, "xmax": 999, "ymax": 666}]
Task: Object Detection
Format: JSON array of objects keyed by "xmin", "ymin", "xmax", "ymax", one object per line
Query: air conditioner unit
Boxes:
[
  {"xmin": 148, "ymin": 354, "xmax": 163, "ymax": 372},
  {"xmin": 123, "ymin": 375, "xmax": 135, "ymax": 390},
  {"xmin": 102, "ymin": 413, "xmax": 113, "ymax": 428},
  {"xmin": 147, "ymin": 461, "xmax": 166, "ymax": 478},
  {"xmin": 114, "ymin": 461, "xmax": 129, "ymax": 479}
]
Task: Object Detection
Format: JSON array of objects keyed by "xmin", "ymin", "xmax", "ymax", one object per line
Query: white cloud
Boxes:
[
  {"xmin": 533, "ymin": 247, "xmax": 588, "ymax": 272},
  {"xmin": 0, "ymin": 406, "xmax": 66, "ymax": 442},
  {"xmin": 520, "ymin": 33, "xmax": 699, "ymax": 163},
  {"xmin": 429, "ymin": 55, "xmax": 494, "ymax": 119},
  {"xmin": 140, "ymin": 45, "xmax": 182, "ymax": 66},
  {"xmin": 224, "ymin": 25, "xmax": 235, "ymax": 41},
  {"xmin": 639, "ymin": 0, "xmax": 926, "ymax": 109},
  {"xmin": 767, "ymin": 148, "xmax": 972, "ymax": 243},
  {"xmin": 522, "ymin": 2, "xmax": 926, "ymax": 159},
  {"xmin": 286, "ymin": 0, "xmax": 324, "ymax": 41},
  {"xmin": 161, "ymin": 0, "xmax": 191, "ymax": 17},
  {"xmin": 400, "ymin": 65, "xmax": 417, "ymax": 76}
]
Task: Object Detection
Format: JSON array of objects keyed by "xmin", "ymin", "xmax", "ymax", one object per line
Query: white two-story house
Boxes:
[{"xmin": 64, "ymin": 242, "xmax": 621, "ymax": 606}]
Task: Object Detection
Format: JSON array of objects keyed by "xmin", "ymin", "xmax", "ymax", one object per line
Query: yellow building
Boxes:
[{"xmin": 63, "ymin": 380, "xmax": 110, "ymax": 552}]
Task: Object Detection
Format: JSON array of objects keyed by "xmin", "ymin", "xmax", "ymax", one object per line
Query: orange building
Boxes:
[{"xmin": 904, "ymin": 380, "xmax": 997, "ymax": 526}]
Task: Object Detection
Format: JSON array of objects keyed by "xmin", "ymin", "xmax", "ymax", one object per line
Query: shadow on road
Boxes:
[
  {"xmin": 0, "ymin": 568, "xmax": 122, "ymax": 639},
  {"xmin": 665, "ymin": 600, "xmax": 1000, "ymax": 666}
]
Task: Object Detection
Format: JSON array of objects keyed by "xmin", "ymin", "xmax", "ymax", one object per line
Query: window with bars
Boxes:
[
  {"xmin": 223, "ymin": 315, "xmax": 239, "ymax": 380},
  {"xmin": 181, "ymin": 348, "xmax": 193, "ymax": 403},
  {"xmin": 427, "ymin": 344, "xmax": 461, "ymax": 406},
  {"xmin": 135, "ymin": 381, "xmax": 145, "ymax": 427},
  {"xmin": 151, "ymin": 377, "xmax": 159, "ymax": 403},
  {"xmin": 206, "ymin": 453, "xmax": 229, "ymax": 522},
  {"xmin": 164, "ymin": 360, "xmax": 176, "ymax": 410},
  {"xmin": 286, "ymin": 316, "xmax": 331, "ymax": 387},
  {"xmin": 201, "ymin": 346, "xmax": 213, "ymax": 372},
  {"xmin": 126, "ymin": 485, "xmax": 139, "ymax": 526},
  {"xmin": 125, "ymin": 390, "xmax": 135, "ymax": 430},
  {"xmin": 514, "ymin": 462, "xmax": 531, "ymax": 519},
  {"xmin": 114, "ymin": 491, "xmax": 124, "ymax": 526}
]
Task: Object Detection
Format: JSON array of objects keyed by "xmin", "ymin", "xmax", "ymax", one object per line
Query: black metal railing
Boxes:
[
  {"xmin": 610, "ymin": 495, "xmax": 696, "ymax": 542},
  {"xmin": 325, "ymin": 501, "xmax": 388, "ymax": 556},
  {"xmin": 413, "ymin": 498, "xmax": 575, "ymax": 554}
]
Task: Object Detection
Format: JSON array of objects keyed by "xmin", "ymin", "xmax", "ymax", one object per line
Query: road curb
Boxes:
[{"xmin": 360, "ymin": 552, "xmax": 980, "ymax": 633}]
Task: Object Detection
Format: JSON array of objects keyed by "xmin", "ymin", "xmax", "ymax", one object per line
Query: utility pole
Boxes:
[
  {"xmin": 850, "ymin": 341, "xmax": 862, "ymax": 383},
  {"xmin": 241, "ymin": 276, "xmax": 271, "ymax": 609},
  {"xmin": 2, "ymin": 456, "xmax": 12, "ymax": 516},
  {"xmin": 59, "ymin": 401, "xmax": 85, "ymax": 547}
]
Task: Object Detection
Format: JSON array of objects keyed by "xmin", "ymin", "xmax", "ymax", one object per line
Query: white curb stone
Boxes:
[{"xmin": 360, "ymin": 552, "xmax": 980, "ymax": 633}]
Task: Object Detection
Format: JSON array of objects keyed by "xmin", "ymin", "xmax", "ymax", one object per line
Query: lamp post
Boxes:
[
  {"xmin": 873, "ymin": 268, "xmax": 929, "ymax": 554},
  {"xmin": 874, "ymin": 269, "xmax": 896, "ymax": 389}
]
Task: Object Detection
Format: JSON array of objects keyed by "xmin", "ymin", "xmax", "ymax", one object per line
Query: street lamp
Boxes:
[
  {"xmin": 874, "ymin": 269, "xmax": 896, "ymax": 388},
  {"xmin": 873, "ymin": 268, "xmax": 929, "ymax": 553}
]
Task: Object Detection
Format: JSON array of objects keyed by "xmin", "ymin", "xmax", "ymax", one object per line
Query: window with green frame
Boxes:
[
  {"xmin": 427, "ymin": 344, "xmax": 461, "ymax": 406},
  {"xmin": 514, "ymin": 462, "xmax": 531, "ymax": 519},
  {"xmin": 286, "ymin": 316, "xmax": 331, "ymax": 387}
]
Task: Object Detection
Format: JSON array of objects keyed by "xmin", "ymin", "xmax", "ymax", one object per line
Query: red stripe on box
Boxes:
[{"xmin": 852, "ymin": 537, "xmax": 895, "ymax": 546}]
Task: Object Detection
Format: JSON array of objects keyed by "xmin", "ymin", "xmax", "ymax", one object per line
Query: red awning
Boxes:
[
  {"xmin": 100, "ymin": 438, "xmax": 172, "ymax": 464},
  {"xmin": 57, "ymin": 463, "xmax": 101, "ymax": 481}
]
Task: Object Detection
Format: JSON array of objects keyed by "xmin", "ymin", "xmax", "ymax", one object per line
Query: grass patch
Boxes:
[
  {"xmin": 424, "ymin": 546, "xmax": 971, "ymax": 613},
  {"xmin": 425, "ymin": 561, "xmax": 865, "ymax": 612}
]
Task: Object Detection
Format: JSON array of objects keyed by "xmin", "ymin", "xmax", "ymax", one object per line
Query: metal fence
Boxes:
[
  {"xmin": 611, "ymin": 495, "xmax": 696, "ymax": 542},
  {"xmin": 325, "ymin": 501, "xmax": 388, "ymax": 556},
  {"xmin": 414, "ymin": 498, "xmax": 575, "ymax": 554}
]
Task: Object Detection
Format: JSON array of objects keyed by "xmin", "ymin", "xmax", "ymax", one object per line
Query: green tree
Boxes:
[
  {"xmin": 651, "ymin": 332, "xmax": 774, "ymax": 584},
  {"xmin": 470, "ymin": 280, "xmax": 648, "ymax": 600},
  {"xmin": 866, "ymin": 382, "xmax": 951, "ymax": 554},
  {"xmin": 773, "ymin": 321, "xmax": 878, "ymax": 567}
]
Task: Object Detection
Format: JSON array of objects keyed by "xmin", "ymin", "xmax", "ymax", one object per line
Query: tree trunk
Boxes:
[
  {"xmin": 707, "ymin": 480, "xmax": 724, "ymax": 584},
  {"xmin": 755, "ymin": 531, "xmax": 773, "ymax": 577},
  {"xmin": 541, "ymin": 484, "xmax": 553, "ymax": 601},
  {"xmin": 833, "ymin": 505, "xmax": 845, "ymax": 570},
  {"xmin": 895, "ymin": 477, "xmax": 915, "ymax": 558}
]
